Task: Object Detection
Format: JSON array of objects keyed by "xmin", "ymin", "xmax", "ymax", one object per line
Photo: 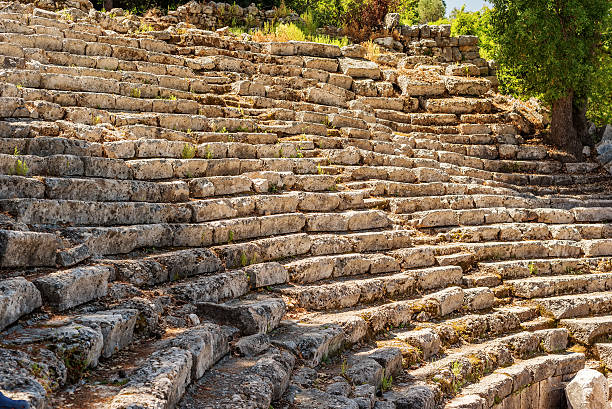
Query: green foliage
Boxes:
[
  {"xmin": 449, "ymin": 6, "xmax": 495, "ymax": 59},
  {"xmin": 252, "ymin": 20, "xmax": 349, "ymax": 46},
  {"xmin": 11, "ymin": 147, "xmax": 28, "ymax": 176},
  {"xmin": 181, "ymin": 143, "xmax": 196, "ymax": 159},
  {"xmin": 586, "ymin": 10, "xmax": 612, "ymax": 126},
  {"xmin": 488, "ymin": 0, "xmax": 609, "ymax": 107},
  {"xmin": 418, "ymin": 0, "xmax": 445, "ymax": 23},
  {"xmin": 381, "ymin": 370, "xmax": 393, "ymax": 391},
  {"xmin": 396, "ymin": 0, "xmax": 419, "ymax": 25}
]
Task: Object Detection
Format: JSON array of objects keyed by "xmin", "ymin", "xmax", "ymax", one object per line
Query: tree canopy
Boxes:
[
  {"xmin": 488, "ymin": 0, "xmax": 610, "ymax": 153},
  {"xmin": 417, "ymin": 0, "xmax": 446, "ymax": 23}
]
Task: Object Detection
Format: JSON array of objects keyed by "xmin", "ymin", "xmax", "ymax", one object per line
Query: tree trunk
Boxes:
[{"xmin": 550, "ymin": 92, "xmax": 583, "ymax": 159}]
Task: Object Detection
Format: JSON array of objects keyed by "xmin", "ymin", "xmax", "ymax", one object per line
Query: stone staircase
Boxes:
[{"xmin": 0, "ymin": 2, "xmax": 611, "ymax": 408}]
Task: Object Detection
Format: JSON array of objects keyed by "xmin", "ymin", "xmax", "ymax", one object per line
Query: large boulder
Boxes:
[{"xmin": 565, "ymin": 368, "xmax": 608, "ymax": 409}]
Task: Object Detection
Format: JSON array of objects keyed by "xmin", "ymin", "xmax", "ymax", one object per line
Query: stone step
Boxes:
[
  {"xmin": 0, "ymin": 229, "xmax": 60, "ymax": 267},
  {"xmin": 32, "ymin": 265, "xmax": 112, "ymax": 310},
  {"xmin": 479, "ymin": 257, "xmax": 607, "ymax": 279},
  {"xmin": 351, "ymin": 180, "xmax": 518, "ymax": 199},
  {"xmin": 408, "ymin": 329, "xmax": 570, "ymax": 399},
  {"xmin": 508, "ymin": 273, "xmax": 612, "ymax": 299},
  {"xmin": 412, "ymin": 137, "xmax": 557, "ymax": 162},
  {"xmin": 424, "ymin": 97, "xmax": 491, "ymax": 115},
  {"xmin": 560, "ymin": 315, "xmax": 612, "ymax": 345},
  {"xmin": 535, "ymin": 291, "xmax": 612, "ymax": 319},
  {"xmin": 460, "ymin": 239, "xmax": 612, "ymax": 261},
  {"xmin": 0, "ymin": 153, "xmax": 322, "ymax": 180},
  {"xmin": 176, "ymin": 347, "xmax": 294, "ymax": 409},
  {"xmin": 0, "ymin": 276, "xmax": 42, "ymax": 330},
  {"xmin": 301, "ymin": 286, "xmax": 466, "ymax": 346},
  {"xmin": 0, "ymin": 31, "xmax": 189, "ymax": 67},
  {"xmin": 442, "ymin": 222, "xmax": 612, "ymax": 243},
  {"xmin": 409, "ymin": 206, "xmax": 612, "ymax": 228},
  {"xmin": 444, "ymin": 352, "xmax": 585, "ymax": 409},
  {"xmin": 196, "ymin": 296, "xmax": 286, "ymax": 335},
  {"xmin": 405, "ymin": 131, "xmax": 521, "ymax": 146},
  {"xmin": 108, "ymin": 323, "xmax": 231, "ymax": 409},
  {"xmin": 3, "ymin": 67, "xmax": 212, "ymax": 102},
  {"xmin": 280, "ymin": 265, "xmax": 465, "ymax": 309},
  {"xmin": 390, "ymin": 193, "xmax": 612, "ymax": 214},
  {"xmin": 0, "ymin": 136, "xmax": 314, "ymax": 161},
  {"xmin": 397, "ymin": 305, "xmax": 538, "ymax": 350}
]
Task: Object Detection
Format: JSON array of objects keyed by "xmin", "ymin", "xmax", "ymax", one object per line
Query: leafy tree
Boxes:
[
  {"xmin": 489, "ymin": 0, "xmax": 610, "ymax": 156},
  {"xmin": 396, "ymin": 0, "xmax": 419, "ymax": 25},
  {"xmin": 449, "ymin": 5, "xmax": 495, "ymax": 59},
  {"xmin": 586, "ymin": 11, "xmax": 611, "ymax": 128},
  {"xmin": 417, "ymin": 0, "xmax": 445, "ymax": 23}
]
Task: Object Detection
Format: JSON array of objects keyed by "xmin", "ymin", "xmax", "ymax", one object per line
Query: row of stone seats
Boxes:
[{"xmin": 0, "ymin": 2, "xmax": 610, "ymax": 408}]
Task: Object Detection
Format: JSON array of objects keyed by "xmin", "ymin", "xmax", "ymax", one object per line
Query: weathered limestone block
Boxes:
[
  {"xmin": 271, "ymin": 322, "xmax": 344, "ymax": 367},
  {"xmin": 565, "ymin": 368, "xmax": 608, "ymax": 409},
  {"xmin": 75, "ymin": 309, "xmax": 138, "ymax": 358},
  {"xmin": 396, "ymin": 328, "xmax": 441, "ymax": 359},
  {"xmin": 165, "ymin": 324, "xmax": 229, "ymax": 379},
  {"xmin": 244, "ymin": 262, "xmax": 288, "ymax": 288},
  {"xmin": 444, "ymin": 76, "xmax": 490, "ymax": 95},
  {"xmin": 0, "ymin": 277, "xmax": 42, "ymax": 330},
  {"xmin": 0, "ymin": 230, "xmax": 60, "ymax": 267},
  {"xmin": 235, "ymin": 333, "xmax": 270, "ymax": 357},
  {"xmin": 108, "ymin": 347, "xmax": 192, "ymax": 409},
  {"xmin": 0, "ymin": 348, "xmax": 52, "ymax": 408},
  {"xmin": 197, "ymin": 297, "xmax": 286, "ymax": 335},
  {"xmin": 397, "ymin": 76, "xmax": 445, "ymax": 96},
  {"xmin": 170, "ymin": 271, "xmax": 250, "ymax": 304},
  {"xmin": 347, "ymin": 357, "xmax": 384, "ymax": 388},
  {"xmin": 33, "ymin": 265, "xmax": 111, "ymax": 311},
  {"xmin": 8, "ymin": 322, "xmax": 104, "ymax": 369},
  {"xmin": 339, "ymin": 58, "xmax": 381, "ymax": 79}
]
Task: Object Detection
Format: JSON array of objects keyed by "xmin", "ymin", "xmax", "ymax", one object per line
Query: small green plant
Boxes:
[
  {"xmin": 220, "ymin": 127, "xmax": 228, "ymax": 133},
  {"xmin": 451, "ymin": 361, "xmax": 463, "ymax": 377},
  {"xmin": 381, "ymin": 370, "xmax": 393, "ymax": 392},
  {"xmin": 340, "ymin": 359, "xmax": 347, "ymax": 377},
  {"xmin": 135, "ymin": 23, "xmax": 154, "ymax": 33},
  {"xmin": 130, "ymin": 88, "xmax": 141, "ymax": 98},
  {"xmin": 317, "ymin": 164, "xmax": 325, "ymax": 175},
  {"xmin": 60, "ymin": 9, "xmax": 73, "ymax": 21},
  {"xmin": 240, "ymin": 252, "xmax": 248, "ymax": 267},
  {"xmin": 528, "ymin": 261, "xmax": 539, "ymax": 276},
  {"xmin": 228, "ymin": 230, "xmax": 234, "ymax": 244},
  {"xmin": 16, "ymin": 83, "xmax": 23, "ymax": 89},
  {"xmin": 169, "ymin": 95, "xmax": 177, "ymax": 101},
  {"xmin": 181, "ymin": 143, "xmax": 196, "ymax": 159},
  {"xmin": 11, "ymin": 147, "xmax": 28, "ymax": 176},
  {"xmin": 204, "ymin": 145, "xmax": 213, "ymax": 159},
  {"xmin": 268, "ymin": 183, "xmax": 279, "ymax": 193}
]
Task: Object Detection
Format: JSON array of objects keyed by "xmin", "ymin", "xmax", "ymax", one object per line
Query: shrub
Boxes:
[
  {"xmin": 396, "ymin": 0, "xmax": 419, "ymax": 25},
  {"xmin": 181, "ymin": 143, "xmax": 196, "ymax": 159},
  {"xmin": 344, "ymin": 0, "xmax": 399, "ymax": 41}
]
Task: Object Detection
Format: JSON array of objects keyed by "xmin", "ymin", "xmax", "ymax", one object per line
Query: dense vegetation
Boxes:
[{"xmin": 488, "ymin": 0, "xmax": 610, "ymax": 153}]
